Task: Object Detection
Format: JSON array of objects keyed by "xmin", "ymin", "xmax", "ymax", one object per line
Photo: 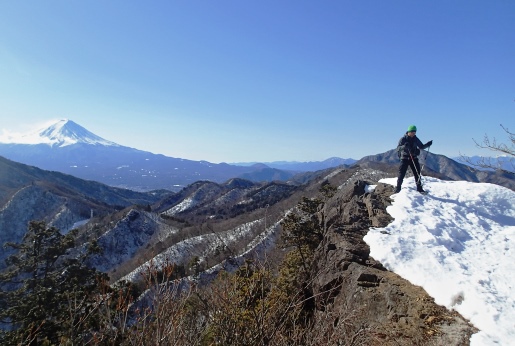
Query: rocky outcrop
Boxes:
[
  {"xmin": 0, "ymin": 155, "xmax": 169, "ymax": 270},
  {"xmin": 86, "ymin": 209, "xmax": 175, "ymax": 273},
  {"xmin": 0, "ymin": 184, "xmax": 83, "ymax": 269},
  {"xmin": 308, "ymin": 180, "xmax": 477, "ymax": 345}
]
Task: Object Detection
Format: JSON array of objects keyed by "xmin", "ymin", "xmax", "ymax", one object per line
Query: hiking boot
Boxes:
[
  {"xmin": 394, "ymin": 186, "xmax": 401, "ymax": 193},
  {"xmin": 417, "ymin": 186, "xmax": 426, "ymax": 194}
]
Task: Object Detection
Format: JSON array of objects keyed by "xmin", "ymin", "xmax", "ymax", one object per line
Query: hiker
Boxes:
[{"xmin": 395, "ymin": 125, "xmax": 432, "ymax": 194}]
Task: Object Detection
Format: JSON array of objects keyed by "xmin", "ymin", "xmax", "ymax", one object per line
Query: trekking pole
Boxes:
[
  {"xmin": 409, "ymin": 150, "xmax": 424, "ymax": 187},
  {"xmin": 411, "ymin": 145, "xmax": 431, "ymax": 187}
]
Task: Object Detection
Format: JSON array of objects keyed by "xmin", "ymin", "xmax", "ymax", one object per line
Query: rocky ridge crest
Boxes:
[{"xmin": 307, "ymin": 178, "xmax": 477, "ymax": 345}]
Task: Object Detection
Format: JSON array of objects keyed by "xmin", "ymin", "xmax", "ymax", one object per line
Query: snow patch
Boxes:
[{"xmin": 364, "ymin": 177, "xmax": 515, "ymax": 345}]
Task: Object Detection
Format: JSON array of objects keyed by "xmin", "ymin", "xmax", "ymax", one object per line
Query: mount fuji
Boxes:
[
  {"xmin": 0, "ymin": 119, "xmax": 119, "ymax": 147},
  {"xmin": 0, "ymin": 119, "xmax": 294, "ymax": 192}
]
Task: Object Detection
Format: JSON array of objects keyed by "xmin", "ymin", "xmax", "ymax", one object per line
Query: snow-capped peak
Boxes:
[{"xmin": 0, "ymin": 119, "xmax": 119, "ymax": 147}]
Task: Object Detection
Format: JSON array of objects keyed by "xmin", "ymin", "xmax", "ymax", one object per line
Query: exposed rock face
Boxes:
[
  {"xmin": 86, "ymin": 209, "xmax": 175, "ymax": 273},
  {"xmin": 0, "ymin": 155, "xmax": 167, "ymax": 270},
  {"xmin": 309, "ymin": 180, "xmax": 477, "ymax": 345},
  {"xmin": 0, "ymin": 184, "xmax": 78, "ymax": 269}
]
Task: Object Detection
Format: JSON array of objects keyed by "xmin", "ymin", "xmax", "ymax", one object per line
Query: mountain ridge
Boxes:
[
  {"xmin": 0, "ymin": 120, "xmax": 301, "ymax": 191},
  {"xmin": 0, "ymin": 155, "xmax": 171, "ymax": 270},
  {"xmin": 0, "ymin": 120, "xmax": 359, "ymax": 191},
  {"xmin": 0, "ymin": 152, "xmax": 504, "ymax": 344},
  {"xmin": 356, "ymin": 149, "xmax": 515, "ymax": 191},
  {"xmin": 231, "ymin": 157, "xmax": 357, "ymax": 171},
  {"xmin": 1, "ymin": 120, "xmax": 513, "ymax": 193}
]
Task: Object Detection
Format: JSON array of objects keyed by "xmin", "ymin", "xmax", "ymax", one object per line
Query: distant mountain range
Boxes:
[
  {"xmin": 1, "ymin": 119, "xmax": 512, "ymax": 193},
  {"xmin": 0, "ymin": 141, "xmax": 496, "ymax": 344},
  {"xmin": 0, "ymin": 120, "xmax": 329, "ymax": 192},
  {"xmin": 1, "ymin": 121, "xmax": 511, "ymax": 344},
  {"xmin": 356, "ymin": 149, "xmax": 514, "ymax": 190},
  {"xmin": 0, "ymin": 150, "xmax": 369, "ymax": 280},
  {"xmin": 0, "ymin": 155, "xmax": 169, "ymax": 270},
  {"xmin": 0, "ymin": 152, "xmax": 481, "ymax": 343},
  {"xmin": 452, "ymin": 155, "xmax": 513, "ymax": 172},
  {"xmin": 0, "ymin": 152, "xmax": 306, "ymax": 275},
  {"xmin": 232, "ymin": 157, "xmax": 357, "ymax": 171}
]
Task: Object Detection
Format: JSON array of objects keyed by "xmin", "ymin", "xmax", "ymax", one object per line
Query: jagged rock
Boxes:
[
  {"xmin": 309, "ymin": 180, "xmax": 477, "ymax": 345},
  {"xmin": 357, "ymin": 273, "xmax": 380, "ymax": 287},
  {"xmin": 86, "ymin": 209, "xmax": 165, "ymax": 272}
]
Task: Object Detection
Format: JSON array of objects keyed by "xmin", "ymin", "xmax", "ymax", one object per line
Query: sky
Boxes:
[
  {"xmin": 365, "ymin": 177, "xmax": 515, "ymax": 345},
  {"xmin": 0, "ymin": 1, "xmax": 513, "ymax": 163}
]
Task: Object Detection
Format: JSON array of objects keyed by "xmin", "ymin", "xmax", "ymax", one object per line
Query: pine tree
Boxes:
[
  {"xmin": 0, "ymin": 221, "xmax": 108, "ymax": 345},
  {"xmin": 280, "ymin": 196, "xmax": 324, "ymax": 272}
]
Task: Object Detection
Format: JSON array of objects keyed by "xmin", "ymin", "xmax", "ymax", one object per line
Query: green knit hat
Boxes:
[{"xmin": 407, "ymin": 125, "xmax": 417, "ymax": 132}]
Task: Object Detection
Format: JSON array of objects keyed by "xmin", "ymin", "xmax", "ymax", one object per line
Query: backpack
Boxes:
[{"xmin": 397, "ymin": 136, "xmax": 406, "ymax": 159}]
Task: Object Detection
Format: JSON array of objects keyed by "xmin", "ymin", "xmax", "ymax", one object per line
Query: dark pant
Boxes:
[{"xmin": 396, "ymin": 158, "xmax": 422, "ymax": 190}]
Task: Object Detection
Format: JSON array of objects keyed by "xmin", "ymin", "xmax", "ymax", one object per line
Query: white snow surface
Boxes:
[
  {"xmin": 0, "ymin": 119, "xmax": 118, "ymax": 147},
  {"xmin": 364, "ymin": 177, "xmax": 515, "ymax": 346},
  {"xmin": 163, "ymin": 197, "xmax": 196, "ymax": 215},
  {"xmin": 120, "ymin": 219, "xmax": 264, "ymax": 283}
]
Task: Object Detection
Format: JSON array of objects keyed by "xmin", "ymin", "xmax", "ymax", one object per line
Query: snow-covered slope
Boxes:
[
  {"xmin": 364, "ymin": 177, "xmax": 515, "ymax": 346},
  {"xmin": 0, "ymin": 119, "xmax": 119, "ymax": 147},
  {"xmin": 0, "ymin": 155, "xmax": 166, "ymax": 270},
  {"xmin": 86, "ymin": 209, "xmax": 178, "ymax": 273},
  {"xmin": 120, "ymin": 219, "xmax": 267, "ymax": 283}
]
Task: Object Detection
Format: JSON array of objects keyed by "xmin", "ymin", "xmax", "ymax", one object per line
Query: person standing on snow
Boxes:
[{"xmin": 395, "ymin": 125, "xmax": 432, "ymax": 194}]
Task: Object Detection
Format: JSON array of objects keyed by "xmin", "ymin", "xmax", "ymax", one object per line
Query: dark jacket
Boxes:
[{"xmin": 397, "ymin": 133, "xmax": 430, "ymax": 160}]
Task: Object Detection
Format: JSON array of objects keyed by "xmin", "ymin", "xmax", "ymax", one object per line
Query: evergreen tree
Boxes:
[
  {"xmin": 0, "ymin": 221, "xmax": 108, "ymax": 345},
  {"xmin": 281, "ymin": 196, "xmax": 324, "ymax": 271}
]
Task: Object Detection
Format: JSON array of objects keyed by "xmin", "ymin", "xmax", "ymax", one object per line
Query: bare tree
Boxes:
[{"xmin": 460, "ymin": 124, "xmax": 514, "ymax": 174}]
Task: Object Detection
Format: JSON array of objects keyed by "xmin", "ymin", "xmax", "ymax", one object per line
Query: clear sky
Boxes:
[{"xmin": 0, "ymin": 1, "xmax": 513, "ymax": 163}]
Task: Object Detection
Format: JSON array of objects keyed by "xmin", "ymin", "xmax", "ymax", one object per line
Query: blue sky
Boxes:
[{"xmin": 0, "ymin": 1, "xmax": 513, "ymax": 163}]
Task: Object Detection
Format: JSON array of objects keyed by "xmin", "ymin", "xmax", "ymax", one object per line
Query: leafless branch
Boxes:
[{"xmin": 459, "ymin": 124, "xmax": 514, "ymax": 174}]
